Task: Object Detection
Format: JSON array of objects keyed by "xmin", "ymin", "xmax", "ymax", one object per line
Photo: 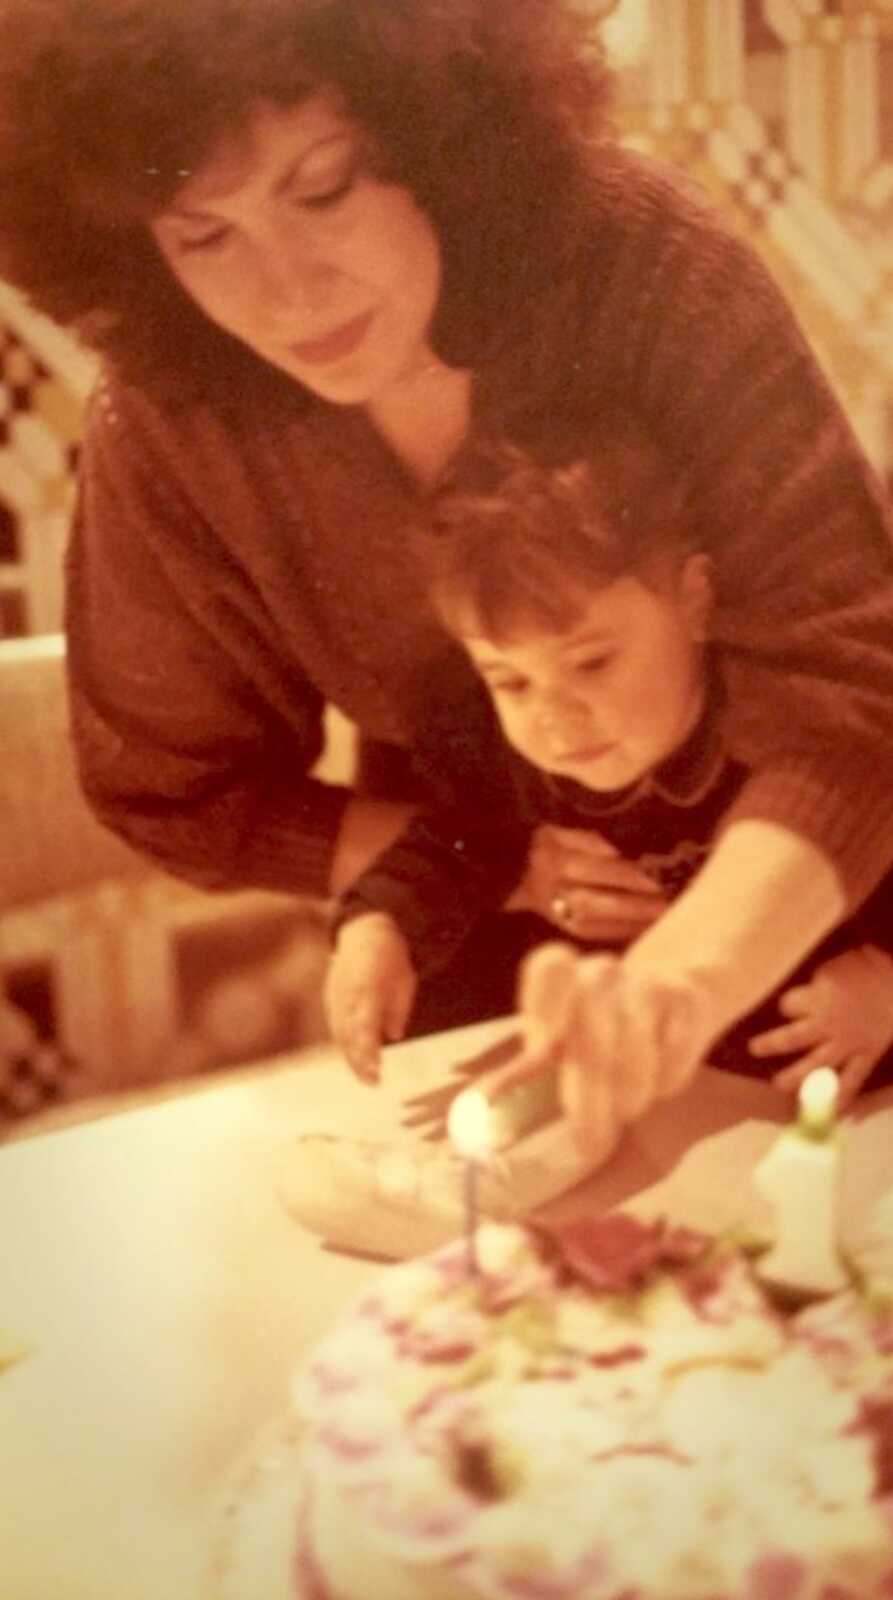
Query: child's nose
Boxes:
[{"xmin": 537, "ymin": 692, "xmax": 592, "ymax": 751}]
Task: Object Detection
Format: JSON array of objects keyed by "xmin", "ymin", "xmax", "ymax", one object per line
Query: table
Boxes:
[{"xmin": 1, "ymin": 1018, "xmax": 891, "ymax": 1600}]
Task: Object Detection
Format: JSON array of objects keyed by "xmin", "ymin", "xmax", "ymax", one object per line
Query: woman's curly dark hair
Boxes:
[{"xmin": 0, "ymin": 0, "xmax": 613, "ymax": 401}]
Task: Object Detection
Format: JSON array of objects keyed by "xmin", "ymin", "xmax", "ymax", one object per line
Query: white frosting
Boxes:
[{"xmin": 292, "ymin": 1231, "xmax": 893, "ymax": 1600}]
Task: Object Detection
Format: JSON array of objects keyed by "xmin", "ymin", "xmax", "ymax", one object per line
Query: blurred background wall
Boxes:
[{"xmin": 1, "ymin": 0, "xmax": 891, "ymax": 1126}]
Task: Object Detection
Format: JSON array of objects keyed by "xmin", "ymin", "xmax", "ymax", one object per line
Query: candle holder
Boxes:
[{"xmin": 753, "ymin": 1067, "xmax": 848, "ymax": 1304}]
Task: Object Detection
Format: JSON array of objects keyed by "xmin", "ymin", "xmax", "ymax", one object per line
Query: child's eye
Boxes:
[
  {"xmin": 490, "ymin": 677, "xmax": 528, "ymax": 698},
  {"xmin": 576, "ymin": 654, "xmax": 612, "ymax": 675}
]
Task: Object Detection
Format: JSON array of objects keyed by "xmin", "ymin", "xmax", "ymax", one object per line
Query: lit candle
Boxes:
[
  {"xmin": 463, "ymin": 1158, "xmax": 480, "ymax": 1276},
  {"xmin": 448, "ymin": 1069, "xmax": 561, "ymax": 1157},
  {"xmin": 753, "ymin": 1067, "xmax": 848, "ymax": 1300},
  {"xmin": 447, "ymin": 1087, "xmax": 504, "ymax": 1275}
]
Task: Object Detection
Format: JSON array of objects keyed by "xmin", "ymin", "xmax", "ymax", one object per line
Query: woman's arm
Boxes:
[
  {"xmin": 581, "ymin": 148, "xmax": 893, "ymax": 911},
  {"xmin": 67, "ymin": 381, "xmax": 354, "ymax": 900},
  {"xmin": 622, "ymin": 818, "xmax": 844, "ymax": 1041},
  {"xmin": 515, "ymin": 819, "xmax": 845, "ymax": 1157}
]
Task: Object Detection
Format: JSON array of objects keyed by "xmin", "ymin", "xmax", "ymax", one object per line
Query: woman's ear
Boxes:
[{"xmin": 680, "ymin": 552, "xmax": 714, "ymax": 641}]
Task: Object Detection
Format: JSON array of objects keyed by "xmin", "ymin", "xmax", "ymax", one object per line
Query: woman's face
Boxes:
[{"xmin": 151, "ymin": 91, "xmax": 442, "ymax": 405}]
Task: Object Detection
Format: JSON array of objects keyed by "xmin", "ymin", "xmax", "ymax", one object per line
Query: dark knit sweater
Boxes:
[
  {"xmin": 65, "ymin": 146, "xmax": 893, "ymax": 906},
  {"xmin": 336, "ymin": 670, "xmax": 893, "ymax": 1078}
]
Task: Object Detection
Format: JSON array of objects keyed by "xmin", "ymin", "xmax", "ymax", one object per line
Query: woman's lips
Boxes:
[
  {"xmin": 556, "ymin": 743, "xmax": 612, "ymax": 762},
  {"xmin": 289, "ymin": 309, "xmax": 375, "ymax": 366}
]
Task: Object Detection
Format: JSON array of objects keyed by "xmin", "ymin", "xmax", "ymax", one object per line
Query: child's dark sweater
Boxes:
[{"xmin": 337, "ymin": 667, "xmax": 893, "ymax": 1077}]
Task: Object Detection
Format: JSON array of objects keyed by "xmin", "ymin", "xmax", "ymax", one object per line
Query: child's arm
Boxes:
[
  {"xmin": 515, "ymin": 818, "xmax": 845, "ymax": 1156},
  {"xmin": 748, "ymin": 944, "xmax": 893, "ymax": 1109},
  {"xmin": 327, "ymin": 806, "xmax": 529, "ymax": 1079}
]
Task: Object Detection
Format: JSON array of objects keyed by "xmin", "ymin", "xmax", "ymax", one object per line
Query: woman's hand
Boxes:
[
  {"xmin": 506, "ymin": 824, "xmax": 667, "ymax": 943},
  {"xmin": 749, "ymin": 945, "xmax": 893, "ymax": 1109},
  {"xmin": 511, "ymin": 820, "xmax": 847, "ymax": 1155},
  {"xmin": 511, "ymin": 941, "xmax": 717, "ymax": 1160},
  {"xmin": 324, "ymin": 913, "xmax": 417, "ymax": 1083}
]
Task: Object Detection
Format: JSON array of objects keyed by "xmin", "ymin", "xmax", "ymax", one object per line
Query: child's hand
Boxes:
[
  {"xmin": 748, "ymin": 945, "xmax": 893, "ymax": 1109},
  {"xmin": 324, "ymin": 914, "xmax": 417, "ymax": 1083},
  {"xmin": 515, "ymin": 941, "xmax": 716, "ymax": 1159}
]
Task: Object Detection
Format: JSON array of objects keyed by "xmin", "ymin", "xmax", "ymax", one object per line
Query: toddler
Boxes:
[{"xmin": 326, "ymin": 418, "xmax": 893, "ymax": 1121}]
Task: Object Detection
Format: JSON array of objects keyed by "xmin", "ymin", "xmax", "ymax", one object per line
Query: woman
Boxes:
[{"xmin": 1, "ymin": 0, "xmax": 891, "ymax": 1132}]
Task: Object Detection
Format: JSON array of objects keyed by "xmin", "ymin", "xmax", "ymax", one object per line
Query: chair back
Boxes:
[{"xmin": 0, "ymin": 634, "xmax": 146, "ymax": 911}]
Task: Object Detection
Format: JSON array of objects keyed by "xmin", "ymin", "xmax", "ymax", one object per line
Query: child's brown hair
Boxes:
[{"xmin": 428, "ymin": 411, "xmax": 699, "ymax": 642}]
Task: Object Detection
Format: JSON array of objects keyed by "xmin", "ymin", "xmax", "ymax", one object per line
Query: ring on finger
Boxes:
[{"xmin": 550, "ymin": 892, "xmax": 575, "ymax": 927}]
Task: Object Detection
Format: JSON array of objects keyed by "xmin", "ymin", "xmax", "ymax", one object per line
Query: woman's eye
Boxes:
[
  {"xmin": 576, "ymin": 654, "xmax": 611, "ymax": 675},
  {"xmin": 176, "ymin": 224, "xmax": 232, "ymax": 255},
  {"xmin": 292, "ymin": 138, "xmax": 361, "ymax": 211},
  {"xmin": 491, "ymin": 678, "xmax": 528, "ymax": 698},
  {"xmin": 298, "ymin": 164, "xmax": 358, "ymax": 211}
]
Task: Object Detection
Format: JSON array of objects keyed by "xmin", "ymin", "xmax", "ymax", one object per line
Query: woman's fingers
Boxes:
[
  {"xmin": 541, "ymin": 825, "xmax": 622, "ymax": 857},
  {"xmin": 558, "ymin": 958, "xmax": 711, "ymax": 1131},
  {"xmin": 554, "ymin": 851, "xmax": 661, "ymax": 893},
  {"xmin": 516, "ymin": 947, "xmax": 715, "ymax": 1160},
  {"xmin": 561, "ymin": 1053, "xmax": 622, "ymax": 1164},
  {"xmin": 548, "ymin": 883, "xmax": 666, "ymax": 942},
  {"xmin": 508, "ymin": 823, "xmax": 664, "ymax": 931},
  {"xmin": 486, "ymin": 943, "xmax": 579, "ymax": 1101}
]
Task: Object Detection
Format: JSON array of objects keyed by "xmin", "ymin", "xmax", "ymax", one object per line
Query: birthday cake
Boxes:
[{"xmin": 288, "ymin": 1215, "xmax": 893, "ymax": 1600}]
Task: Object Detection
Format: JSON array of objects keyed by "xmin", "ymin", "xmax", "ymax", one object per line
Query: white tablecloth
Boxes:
[{"xmin": 1, "ymin": 1018, "xmax": 890, "ymax": 1600}]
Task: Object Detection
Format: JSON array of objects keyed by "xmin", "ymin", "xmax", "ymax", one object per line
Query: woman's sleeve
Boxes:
[
  {"xmin": 65, "ymin": 383, "xmax": 351, "ymax": 898},
  {"xmin": 603, "ymin": 152, "xmax": 893, "ymax": 909}
]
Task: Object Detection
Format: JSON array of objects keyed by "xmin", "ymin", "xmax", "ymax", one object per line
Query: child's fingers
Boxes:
[
  {"xmin": 344, "ymin": 1024, "xmax": 382, "ymax": 1082},
  {"xmin": 338, "ymin": 994, "xmax": 385, "ymax": 1083},
  {"xmin": 383, "ymin": 971, "xmax": 416, "ymax": 1045},
  {"xmin": 749, "ymin": 1015, "xmax": 822, "ymax": 1058},
  {"xmin": 837, "ymin": 1051, "xmax": 875, "ymax": 1109},
  {"xmin": 776, "ymin": 985, "xmax": 814, "ymax": 1018},
  {"xmin": 771, "ymin": 1043, "xmax": 842, "ymax": 1094}
]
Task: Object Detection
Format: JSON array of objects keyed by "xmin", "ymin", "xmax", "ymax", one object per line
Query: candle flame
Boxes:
[
  {"xmin": 447, "ymin": 1086, "xmax": 503, "ymax": 1160},
  {"xmin": 798, "ymin": 1067, "xmax": 839, "ymax": 1136}
]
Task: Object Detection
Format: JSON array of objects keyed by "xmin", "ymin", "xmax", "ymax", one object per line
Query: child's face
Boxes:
[{"xmin": 462, "ymin": 558, "xmax": 710, "ymax": 792}]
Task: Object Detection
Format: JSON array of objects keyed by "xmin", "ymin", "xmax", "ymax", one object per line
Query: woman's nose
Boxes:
[{"xmin": 256, "ymin": 216, "xmax": 340, "ymax": 312}]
